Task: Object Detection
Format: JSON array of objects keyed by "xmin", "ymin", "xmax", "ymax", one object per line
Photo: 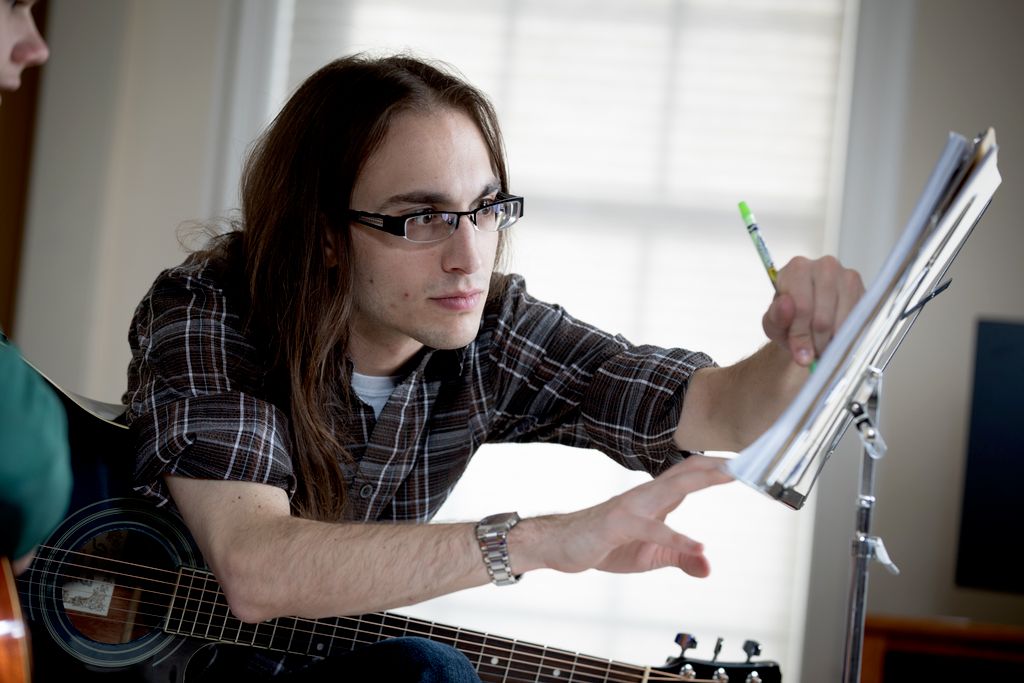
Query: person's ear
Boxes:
[{"xmin": 324, "ymin": 230, "xmax": 338, "ymax": 268}]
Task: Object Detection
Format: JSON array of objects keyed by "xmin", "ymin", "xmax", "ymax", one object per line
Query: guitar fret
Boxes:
[
  {"xmin": 191, "ymin": 570, "xmax": 209, "ymax": 638},
  {"xmin": 509, "ymin": 639, "xmax": 547, "ymax": 680},
  {"xmin": 220, "ymin": 600, "xmax": 244, "ymax": 644},
  {"xmin": 235, "ymin": 615, "xmax": 258, "ymax": 646},
  {"xmin": 251, "ymin": 619, "xmax": 274, "ymax": 649},
  {"xmin": 161, "ymin": 569, "xmax": 665, "ymax": 682},
  {"xmin": 269, "ymin": 617, "xmax": 281, "ymax": 650},
  {"xmin": 295, "ymin": 617, "xmax": 307, "ymax": 653},
  {"xmin": 476, "ymin": 633, "xmax": 508, "ymax": 682},
  {"xmin": 451, "ymin": 628, "xmax": 485, "ymax": 670},
  {"xmin": 198, "ymin": 571, "xmax": 217, "ymax": 641},
  {"xmin": 379, "ymin": 612, "xmax": 411, "ymax": 641},
  {"xmin": 181, "ymin": 568, "xmax": 202, "ymax": 638},
  {"xmin": 164, "ymin": 570, "xmax": 185, "ymax": 634},
  {"xmin": 272, "ymin": 616, "xmax": 297, "ymax": 653},
  {"xmin": 305, "ymin": 618, "xmax": 330, "ymax": 657},
  {"xmin": 451, "ymin": 626, "xmax": 485, "ymax": 667},
  {"xmin": 182, "ymin": 570, "xmax": 200, "ymax": 639},
  {"xmin": 325, "ymin": 615, "xmax": 342, "ymax": 657},
  {"xmin": 429, "ymin": 622, "xmax": 461, "ymax": 650},
  {"xmin": 358, "ymin": 612, "xmax": 386, "ymax": 649},
  {"xmin": 210, "ymin": 581, "xmax": 231, "ymax": 642},
  {"xmin": 503, "ymin": 639, "xmax": 516, "ymax": 681},
  {"xmin": 542, "ymin": 645, "xmax": 584, "ymax": 682},
  {"xmin": 578, "ymin": 656, "xmax": 613, "ymax": 683},
  {"xmin": 609, "ymin": 661, "xmax": 647, "ymax": 683}
]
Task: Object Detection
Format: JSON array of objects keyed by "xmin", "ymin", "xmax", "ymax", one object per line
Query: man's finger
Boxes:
[
  {"xmin": 811, "ymin": 260, "xmax": 839, "ymax": 356},
  {"xmin": 835, "ymin": 268, "xmax": 865, "ymax": 333},
  {"xmin": 645, "ymin": 461, "xmax": 733, "ymax": 511},
  {"xmin": 777, "ymin": 258, "xmax": 816, "ymax": 365}
]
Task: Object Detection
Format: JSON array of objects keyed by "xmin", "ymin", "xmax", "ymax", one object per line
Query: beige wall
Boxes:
[
  {"xmin": 804, "ymin": 0, "xmax": 1024, "ymax": 680},
  {"xmin": 871, "ymin": 0, "xmax": 1024, "ymax": 622},
  {"xmin": 15, "ymin": 0, "xmax": 231, "ymax": 402}
]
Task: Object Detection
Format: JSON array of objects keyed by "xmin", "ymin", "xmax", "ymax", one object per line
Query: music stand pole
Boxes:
[{"xmin": 841, "ymin": 367, "xmax": 900, "ymax": 683}]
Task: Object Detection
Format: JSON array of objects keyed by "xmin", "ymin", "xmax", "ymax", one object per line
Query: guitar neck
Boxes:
[{"xmin": 166, "ymin": 567, "xmax": 657, "ymax": 683}]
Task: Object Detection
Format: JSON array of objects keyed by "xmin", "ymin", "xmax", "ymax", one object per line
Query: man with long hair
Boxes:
[
  {"xmin": 1, "ymin": 0, "xmax": 71, "ymax": 576},
  {"xmin": 125, "ymin": 54, "xmax": 863, "ymax": 680}
]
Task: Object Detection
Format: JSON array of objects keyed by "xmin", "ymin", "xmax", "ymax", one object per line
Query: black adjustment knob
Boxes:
[
  {"xmin": 674, "ymin": 632, "xmax": 698, "ymax": 655},
  {"xmin": 712, "ymin": 636, "xmax": 724, "ymax": 662},
  {"xmin": 742, "ymin": 639, "xmax": 762, "ymax": 663}
]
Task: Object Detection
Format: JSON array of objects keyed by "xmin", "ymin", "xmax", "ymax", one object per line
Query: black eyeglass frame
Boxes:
[{"xmin": 348, "ymin": 193, "xmax": 525, "ymax": 243}]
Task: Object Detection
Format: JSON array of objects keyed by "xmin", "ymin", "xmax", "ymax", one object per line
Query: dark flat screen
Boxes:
[{"xmin": 955, "ymin": 319, "xmax": 1024, "ymax": 594}]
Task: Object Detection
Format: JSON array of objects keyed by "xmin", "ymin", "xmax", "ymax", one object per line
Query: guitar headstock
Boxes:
[{"xmin": 655, "ymin": 632, "xmax": 783, "ymax": 682}]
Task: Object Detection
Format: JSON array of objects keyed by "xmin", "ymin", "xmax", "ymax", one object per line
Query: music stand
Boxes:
[{"xmin": 727, "ymin": 128, "xmax": 1002, "ymax": 683}]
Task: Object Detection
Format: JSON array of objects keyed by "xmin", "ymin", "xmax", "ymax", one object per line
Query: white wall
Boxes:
[
  {"xmin": 804, "ymin": 0, "xmax": 1024, "ymax": 680},
  {"xmin": 869, "ymin": 0, "xmax": 1024, "ymax": 622},
  {"xmin": 15, "ymin": 0, "xmax": 234, "ymax": 402},
  {"xmin": 15, "ymin": 1, "xmax": 1024, "ymax": 681}
]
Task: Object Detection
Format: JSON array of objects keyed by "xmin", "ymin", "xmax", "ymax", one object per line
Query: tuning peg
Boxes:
[
  {"xmin": 745, "ymin": 672, "xmax": 761, "ymax": 683},
  {"xmin": 674, "ymin": 632, "xmax": 697, "ymax": 655},
  {"xmin": 712, "ymin": 636, "xmax": 723, "ymax": 662},
  {"xmin": 742, "ymin": 639, "xmax": 761, "ymax": 663},
  {"xmin": 712, "ymin": 667, "xmax": 729, "ymax": 682}
]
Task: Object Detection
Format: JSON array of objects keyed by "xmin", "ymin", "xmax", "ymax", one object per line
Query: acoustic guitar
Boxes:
[
  {"xmin": 15, "ymin": 379, "xmax": 783, "ymax": 682},
  {"xmin": 1, "ymin": 556, "xmax": 30, "ymax": 683}
]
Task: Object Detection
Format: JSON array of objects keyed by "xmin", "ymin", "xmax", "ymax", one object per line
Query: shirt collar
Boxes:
[{"xmin": 344, "ymin": 345, "xmax": 467, "ymax": 384}]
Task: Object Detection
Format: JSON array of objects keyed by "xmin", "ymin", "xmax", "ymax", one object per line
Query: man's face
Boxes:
[
  {"xmin": 346, "ymin": 108, "xmax": 502, "ymax": 375},
  {"xmin": 0, "ymin": 0, "xmax": 49, "ymax": 104}
]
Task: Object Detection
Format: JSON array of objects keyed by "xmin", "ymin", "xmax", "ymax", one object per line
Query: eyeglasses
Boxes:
[{"xmin": 348, "ymin": 193, "xmax": 524, "ymax": 244}]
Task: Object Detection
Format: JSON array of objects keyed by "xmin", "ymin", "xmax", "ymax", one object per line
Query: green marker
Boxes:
[
  {"xmin": 737, "ymin": 201, "xmax": 817, "ymax": 371},
  {"xmin": 738, "ymin": 201, "xmax": 778, "ymax": 289}
]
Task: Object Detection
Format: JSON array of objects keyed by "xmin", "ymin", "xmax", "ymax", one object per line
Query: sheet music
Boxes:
[{"xmin": 727, "ymin": 129, "xmax": 1001, "ymax": 509}]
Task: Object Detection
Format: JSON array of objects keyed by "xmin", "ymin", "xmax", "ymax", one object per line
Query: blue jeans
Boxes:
[{"xmin": 195, "ymin": 637, "xmax": 482, "ymax": 682}]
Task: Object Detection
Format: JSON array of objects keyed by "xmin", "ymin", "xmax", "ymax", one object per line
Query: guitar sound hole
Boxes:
[{"xmin": 60, "ymin": 529, "xmax": 176, "ymax": 645}]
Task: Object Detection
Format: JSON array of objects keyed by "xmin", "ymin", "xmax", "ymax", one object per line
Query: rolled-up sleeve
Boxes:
[{"xmin": 124, "ymin": 256, "xmax": 295, "ymax": 507}]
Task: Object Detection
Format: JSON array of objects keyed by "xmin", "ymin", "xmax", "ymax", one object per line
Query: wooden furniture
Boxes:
[{"xmin": 862, "ymin": 614, "xmax": 1024, "ymax": 682}]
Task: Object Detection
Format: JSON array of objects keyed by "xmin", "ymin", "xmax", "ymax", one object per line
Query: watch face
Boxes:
[{"xmin": 480, "ymin": 512, "xmax": 519, "ymax": 530}]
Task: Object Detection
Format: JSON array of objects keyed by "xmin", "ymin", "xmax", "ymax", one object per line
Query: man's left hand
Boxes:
[{"xmin": 762, "ymin": 255, "xmax": 865, "ymax": 366}]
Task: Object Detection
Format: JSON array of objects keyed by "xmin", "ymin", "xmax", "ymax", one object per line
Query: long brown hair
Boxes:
[{"xmin": 230, "ymin": 54, "xmax": 510, "ymax": 521}]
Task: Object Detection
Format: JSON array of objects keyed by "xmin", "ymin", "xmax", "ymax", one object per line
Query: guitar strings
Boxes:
[
  {"xmin": 20, "ymin": 546, "xmax": 738, "ymax": 682},
  {"xmin": 15, "ymin": 590, "xmax": 699, "ymax": 683},
  {"xmin": 18, "ymin": 561, "xmax": 704, "ymax": 683}
]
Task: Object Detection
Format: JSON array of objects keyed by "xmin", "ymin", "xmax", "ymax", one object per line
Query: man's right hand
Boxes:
[{"xmin": 510, "ymin": 455, "xmax": 733, "ymax": 578}]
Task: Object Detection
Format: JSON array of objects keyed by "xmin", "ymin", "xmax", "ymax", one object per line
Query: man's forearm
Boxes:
[
  {"xmin": 214, "ymin": 514, "xmax": 491, "ymax": 622},
  {"xmin": 674, "ymin": 342, "xmax": 806, "ymax": 453},
  {"xmin": 166, "ymin": 476, "xmax": 496, "ymax": 622}
]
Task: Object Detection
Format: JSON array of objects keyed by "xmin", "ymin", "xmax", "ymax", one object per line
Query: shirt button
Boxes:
[{"xmin": 359, "ymin": 484, "xmax": 374, "ymax": 498}]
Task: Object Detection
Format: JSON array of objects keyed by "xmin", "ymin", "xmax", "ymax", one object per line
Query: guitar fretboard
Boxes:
[{"xmin": 165, "ymin": 567, "xmax": 654, "ymax": 683}]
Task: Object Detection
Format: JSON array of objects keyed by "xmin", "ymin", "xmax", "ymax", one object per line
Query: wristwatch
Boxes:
[{"xmin": 475, "ymin": 512, "xmax": 522, "ymax": 586}]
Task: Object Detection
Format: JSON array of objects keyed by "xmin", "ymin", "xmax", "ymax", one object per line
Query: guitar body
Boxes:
[
  {"xmin": 21, "ymin": 496, "xmax": 216, "ymax": 682},
  {"xmin": 1, "ymin": 556, "xmax": 31, "ymax": 683},
  {"xmin": 18, "ymin": 380, "xmax": 783, "ymax": 683},
  {"xmin": 17, "ymin": 387, "xmax": 214, "ymax": 682}
]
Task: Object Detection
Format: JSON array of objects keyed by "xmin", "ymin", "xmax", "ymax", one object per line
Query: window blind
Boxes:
[{"xmin": 274, "ymin": 0, "xmax": 852, "ymax": 674}]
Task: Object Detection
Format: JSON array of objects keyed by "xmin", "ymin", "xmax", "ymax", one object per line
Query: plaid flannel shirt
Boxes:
[{"xmin": 124, "ymin": 248, "xmax": 715, "ymax": 521}]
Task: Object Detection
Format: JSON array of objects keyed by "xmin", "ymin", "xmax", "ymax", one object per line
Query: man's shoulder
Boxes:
[
  {"xmin": 479, "ymin": 272, "xmax": 579, "ymax": 349},
  {"xmin": 145, "ymin": 233, "xmax": 246, "ymax": 308},
  {"xmin": 483, "ymin": 272, "xmax": 548, "ymax": 314}
]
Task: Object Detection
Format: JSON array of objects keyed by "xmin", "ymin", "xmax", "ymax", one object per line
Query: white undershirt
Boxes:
[{"xmin": 350, "ymin": 371, "xmax": 400, "ymax": 419}]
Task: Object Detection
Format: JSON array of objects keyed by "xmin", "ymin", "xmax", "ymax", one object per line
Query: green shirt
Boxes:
[{"xmin": 0, "ymin": 337, "xmax": 72, "ymax": 558}]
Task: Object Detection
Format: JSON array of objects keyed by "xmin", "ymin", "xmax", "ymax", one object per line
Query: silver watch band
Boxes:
[{"xmin": 475, "ymin": 512, "xmax": 521, "ymax": 586}]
